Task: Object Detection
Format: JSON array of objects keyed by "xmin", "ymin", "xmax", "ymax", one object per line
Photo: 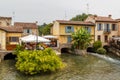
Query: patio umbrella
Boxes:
[{"xmin": 20, "ymin": 34, "xmax": 50, "ymax": 43}]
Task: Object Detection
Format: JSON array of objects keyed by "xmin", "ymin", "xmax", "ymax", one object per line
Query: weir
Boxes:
[{"xmin": 90, "ymin": 53, "xmax": 120, "ymax": 64}]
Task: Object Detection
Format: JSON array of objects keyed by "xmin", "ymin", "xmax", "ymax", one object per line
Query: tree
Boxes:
[
  {"xmin": 72, "ymin": 28, "xmax": 92, "ymax": 50},
  {"xmin": 70, "ymin": 13, "xmax": 91, "ymax": 21},
  {"xmin": 38, "ymin": 23, "xmax": 53, "ymax": 36}
]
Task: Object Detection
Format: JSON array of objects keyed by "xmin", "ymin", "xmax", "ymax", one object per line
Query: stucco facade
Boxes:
[
  {"xmin": 52, "ymin": 20, "xmax": 95, "ymax": 45},
  {"xmin": 0, "ymin": 30, "xmax": 6, "ymax": 50},
  {"xmin": 6, "ymin": 33, "xmax": 22, "ymax": 45},
  {"xmin": 85, "ymin": 15, "xmax": 118, "ymax": 45}
]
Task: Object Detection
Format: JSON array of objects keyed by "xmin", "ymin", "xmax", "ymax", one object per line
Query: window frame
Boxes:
[
  {"xmin": 9, "ymin": 37, "xmax": 19, "ymax": 42},
  {"xmin": 97, "ymin": 23, "xmax": 103, "ymax": 31},
  {"xmin": 97, "ymin": 35, "xmax": 101, "ymax": 41},
  {"xmin": 112, "ymin": 24, "xmax": 117, "ymax": 31},
  {"xmin": 65, "ymin": 26, "xmax": 74, "ymax": 33}
]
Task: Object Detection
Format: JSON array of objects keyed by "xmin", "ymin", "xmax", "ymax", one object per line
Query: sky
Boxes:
[{"xmin": 0, "ymin": 0, "xmax": 120, "ymax": 25}]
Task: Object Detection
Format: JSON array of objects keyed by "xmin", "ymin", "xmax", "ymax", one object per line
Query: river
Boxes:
[{"xmin": 0, "ymin": 53, "xmax": 120, "ymax": 80}]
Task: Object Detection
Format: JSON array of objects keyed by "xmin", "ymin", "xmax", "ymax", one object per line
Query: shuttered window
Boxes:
[
  {"xmin": 112, "ymin": 24, "xmax": 117, "ymax": 31},
  {"xmin": 24, "ymin": 29, "xmax": 32, "ymax": 34},
  {"xmin": 67, "ymin": 36, "xmax": 72, "ymax": 43},
  {"xmin": 97, "ymin": 23, "xmax": 103, "ymax": 31},
  {"xmin": 85, "ymin": 27, "xmax": 91, "ymax": 33},
  {"xmin": 65, "ymin": 26, "xmax": 74, "ymax": 33}
]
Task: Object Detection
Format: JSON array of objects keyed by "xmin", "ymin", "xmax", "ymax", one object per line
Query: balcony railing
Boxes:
[{"xmin": 103, "ymin": 29, "xmax": 111, "ymax": 34}]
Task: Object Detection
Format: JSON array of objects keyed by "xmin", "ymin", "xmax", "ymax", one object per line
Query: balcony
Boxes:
[{"xmin": 103, "ymin": 29, "xmax": 111, "ymax": 34}]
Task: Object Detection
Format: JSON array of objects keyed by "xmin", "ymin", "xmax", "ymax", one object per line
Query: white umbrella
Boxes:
[
  {"xmin": 43, "ymin": 35, "xmax": 57, "ymax": 39},
  {"xmin": 20, "ymin": 34, "xmax": 50, "ymax": 42}
]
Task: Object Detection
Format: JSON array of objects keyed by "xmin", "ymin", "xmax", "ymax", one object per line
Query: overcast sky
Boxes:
[{"xmin": 0, "ymin": 0, "xmax": 120, "ymax": 25}]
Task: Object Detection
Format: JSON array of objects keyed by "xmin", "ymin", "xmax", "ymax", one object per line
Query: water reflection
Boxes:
[{"xmin": 0, "ymin": 54, "xmax": 120, "ymax": 80}]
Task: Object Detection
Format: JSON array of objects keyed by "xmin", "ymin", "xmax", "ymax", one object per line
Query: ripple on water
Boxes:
[{"xmin": 0, "ymin": 54, "xmax": 120, "ymax": 80}]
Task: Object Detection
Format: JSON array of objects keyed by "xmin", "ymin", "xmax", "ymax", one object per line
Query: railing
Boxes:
[{"xmin": 103, "ymin": 29, "xmax": 111, "ymax": 34}]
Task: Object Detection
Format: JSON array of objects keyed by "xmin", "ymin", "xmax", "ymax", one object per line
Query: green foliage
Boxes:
[
  {"xmin": 93, "ymin": 41, "xmax": 102, "ymax": 52},
  {"xmin": 15, "ymin": 48, "xmax": 65, "ymax": 75},
  {"xmin": 72, "ymin": 28, "xmax": 92, "ymax": 50},
  {"xmin": 38, "ymin": 23, "xmax": 53, "ymax": 36},
  {"xmin": 70, "ymin": 13, "xmax": 91, "ymax": 21},
  {"xmin": 14, "ymin": 45, "xmax": 24, "ymax": 55},
  {"xmin": 96, "ymin": 47, "xmax": 106, "ymax": 54}
]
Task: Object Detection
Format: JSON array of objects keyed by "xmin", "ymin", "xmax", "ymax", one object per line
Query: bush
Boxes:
[
  {"xmin": 96, "ymin": 47, "xmax": 106, "ymax": 54},
  {"xmin": 15, "ymin": 48, "xmax": 65, "ymax": 75},
  {"xmin": 93, "ymin": 41, "xmax": 102, "ymax": 52},
  {"xmin": 14, "ymin": 45, "xmax": 24, "ymax": 55}
]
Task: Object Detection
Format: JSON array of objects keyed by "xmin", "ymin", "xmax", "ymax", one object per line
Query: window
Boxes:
[
  {"xmin": 24, "ymin": 29, "xmax": 32, "ymax": 34},
  {"xmin": 112, "ymin": 24, "xmax": 117, "ymax": 31},
  {"xmin": 9, "ymin": 37, "xmax": 19, "ymax": 42},
  {"xmin": 65, "ymin": 26, "xmax": 74, "ymax": 33},
  {"xmin": 104, "ymin": 35, "xmax": 108, "ymax": 42},
  {"xmin": 85, "ymin": 27, "xmax": 91, "ymax": 33},
  {"xmin": 104, "ymin": 23, "xmax": 110, "ymax": 32},
  {"xmin": 7, "ymin": 22, "xmax": 10, "ymax": 26},
  {"xmin": 97, "ymin": 35, "xmax": 101, "ymax": 41},
  {"xmin": 97, "ymin": 23, "xmax": 102, "ymax": 31},
  {"xmin": 67, "ymin": 36, "xmax": 72, "ymax": 43}
]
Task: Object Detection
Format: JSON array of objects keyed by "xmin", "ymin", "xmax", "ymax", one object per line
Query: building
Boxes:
[
  {"xmin": 0, "ymin": 16, "xmax": 38, "ymax": 50},
  {"xmin": 0, "ymin": 16, "xmax": 12, "ymax": 26},
  {"xmin": 14, "ymin": 22, "xmax": 38, "ymax": 36},
  {"xmin": 51, "ymin": 20, "xmax": 95, "ymax": 47},
  {"xmin": 0, "ymin": 26, "xmax": 22, "ymax": 50},
  {"xmin": 85, "ymin": 15, "xmax": 118, "ymax": 45}
]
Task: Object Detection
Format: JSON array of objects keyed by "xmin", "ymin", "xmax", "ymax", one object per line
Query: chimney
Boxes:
[
  {"xmin": 93, "ymin": 14, "xmax": 97, "ymax": 19},
  {"xmin": 108, "ymin": 14, "xmax": 112, "ymax": 18}
]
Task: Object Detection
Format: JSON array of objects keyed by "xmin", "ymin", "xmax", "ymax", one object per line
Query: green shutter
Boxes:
[
  {"xmin": 67, "ymin": 36, "xmax": 71, "ymax": 43},
  {"xmin": 88, "ymin": 27, "xmax": 91, "ymax": 33},
  {"xmin": 71, "ymin": 26, "xmax": 74, "ymax": 32}
]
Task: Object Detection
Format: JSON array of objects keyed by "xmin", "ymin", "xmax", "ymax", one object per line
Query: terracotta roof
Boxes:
[
  {"xmin": 14, "ymin": 22, "xmax": 38, "ymax": 29},
  {"xmin": 89, "ymin": 15, "xmax": 117, "ymax": 22},
  {"xmin": 115, "ymin": 18, "xmax": 120, "ymax": 21},
  {"xmin": 56, "ymin": 20, "xmax": 95, "ymax": 26},
  {"xmin": 0, "ymin": 26, "xmax": 23, "ymax": 33},
  {"xmin": 0, "ymin": 16, "xmax": 12, "ymax": 19}
]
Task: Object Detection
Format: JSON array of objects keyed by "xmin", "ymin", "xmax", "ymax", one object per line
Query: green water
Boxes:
[{"xmin": 0, "ymin": 54, "xmax": 120, "ymax": 80}]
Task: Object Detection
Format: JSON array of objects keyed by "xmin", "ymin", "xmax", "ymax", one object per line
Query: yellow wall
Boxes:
[
  {"xmin": 59, "ymin": 24, "xmax": 95, "ymax": 36},
  {"xmin": 57, "ymin": 24, "xmax": 95, "ymax": 44},
  {"xmin": 0, "ymin": 30, "xmax": 6, "ymax": 50},
  {"xmin": 6, "ymin": 33, "xmax": 22, "ymax": 45},
  {"xmin": 52, "ymin": 21, "xmax": 60, "ymax": 35}
]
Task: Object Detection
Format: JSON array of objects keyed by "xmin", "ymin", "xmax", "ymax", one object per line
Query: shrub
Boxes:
[
  {"xmin": 15, "ymin": 48, "xmax": 65, "ymax": 75},
  {"xmin": 14, "ymin": 45, "xmax": 24, "ymax": 55},
  {"xmin": 96, "ymin": 47, "xmax": 106, "ymax": 54},
  {"xmin": 93, "ymin": 41, "xmax": 102, "ymax": 52}
]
